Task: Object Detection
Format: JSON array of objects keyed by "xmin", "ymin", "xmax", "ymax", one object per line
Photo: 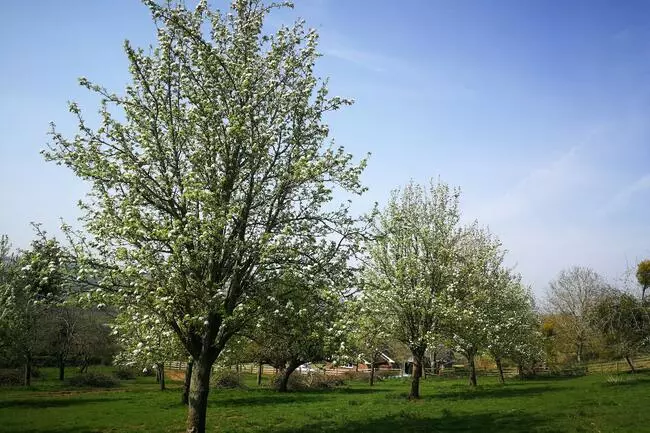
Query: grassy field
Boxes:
[{"xmin": 2, "ymin": 367, "xmax": 650, "ymax": 432}]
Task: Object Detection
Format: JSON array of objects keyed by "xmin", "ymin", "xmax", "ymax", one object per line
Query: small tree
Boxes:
[
  {"xmin": 111, "ymin": 308, "xmax": 185, "ymax": 391},
  {"xmin": 44, "ymin": 2, "xmax": 365, "ymax": 429},
  {"xmin": 349, "ymin": 300, "xmax": 393, "ymax": 386},
  {"xmin": 443, "ymin": 224, "xmax": 505, "ymax": 387},
  {"xmin": 590, "ymin": 291, "xmax": 649, "ymax": 372},
  {"xmin": 363, "ymin": 180, "xmax": 462, "ymax": 399},
  {"xmin": 248, "ymin": 270, "xmax": 351, "ymax": 392},
  {"xmin": 0, "ymin": 235, "xmax": 68, "ymax": 385},
  {"xmin": 546, "ymin": 267, "xmax": 608, "ymax": 363},
  {"xmin": 637, "ymin": 260, "xmax": 650, "ymax": 301}
]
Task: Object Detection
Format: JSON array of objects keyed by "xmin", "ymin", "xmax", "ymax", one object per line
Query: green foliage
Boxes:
[
  {"xmin": 66, "ymin": 372, "xmax": 119, "ymax": 388},
  {"xmin": 637, "ymin": 260, "xmax": 650, "ymax": 290}
]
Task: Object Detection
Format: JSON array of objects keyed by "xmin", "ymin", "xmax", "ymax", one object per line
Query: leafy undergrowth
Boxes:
[{"xmin": 1, "ymin": 368, "xmax": 650, "ymax": 432}]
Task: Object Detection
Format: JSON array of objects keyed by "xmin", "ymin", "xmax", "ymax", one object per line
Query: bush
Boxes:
[
  {"xmin": 274, "ymin": 372, "xmax": 345, "ymax": 390},
  {"xmin": 66, "ymin": 372, "xmax": 119, "ymax": 388},
  {"xmin": 0, "ymin": 369, "xmax": 23, "ymax": 386},
  {"xmin": 211, "ymin": 369, "xmax": 245, "ymax": 389},
  {"xmin": 113, "ymin": 367, "xmax": 136, "ymax": 380},
  {"xmin": 341, "ymin": 370, "xmax": 368, "ymax": 381}
]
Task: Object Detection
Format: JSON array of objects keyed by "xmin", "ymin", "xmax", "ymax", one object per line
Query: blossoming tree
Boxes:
[
  {"xmin": 43, "ymin": 1, "xmax": 365, "ymax": 431},
  {"xmin": 363, "ymin": 180, "xmax": 463, "ymax": 399}
]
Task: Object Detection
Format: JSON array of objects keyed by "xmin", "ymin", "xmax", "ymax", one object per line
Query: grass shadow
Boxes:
[
  {"xmin": 427, "ymin": 385, "xmax": 563, "ymax": 401},
  {"xmin": 0, "ymin": 397, "xmax": 121, "ymax": 409},
  {"xmin": 269, "ymin": 410, "xmax": 551, "ymax": 433}
]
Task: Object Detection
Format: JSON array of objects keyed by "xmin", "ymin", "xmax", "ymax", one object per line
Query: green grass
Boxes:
[{"xmin": 2, "ymin": 368, "xmax": 650, "ymax": 432}]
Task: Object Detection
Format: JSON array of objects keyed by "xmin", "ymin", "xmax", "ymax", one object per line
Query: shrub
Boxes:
[
  {"xmin": 341, "ymin": 370, "xmax": 368, "ymax": 381},
  {"xmin": 113, "ymin": 367, "xmax": 136, "ymax": 380},
  {"xmin": 67, "ymin": 372, "xmax": 119, "ymax": 388},
  {"xmin": 211, "ymin": 369, "xmax": 245, "ymax": 389},
  {"xmin": 274, "ymin": 372, "xmax": 345, "ymax": 390},
  {"xmin": 0, "ymin": 369, "xmax": 23, "ymax": 386}
]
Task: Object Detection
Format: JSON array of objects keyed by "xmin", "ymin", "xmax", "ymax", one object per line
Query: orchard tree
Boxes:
[
  {"xmin": 348, "ymin": 299, "xmax": 393, "ymax": 386},
  {"xmin": 44, "ymin": 1, "xmax": 365, "ymax": 431},
  {"xmin": 443, "ymin": 224, "xmax": 508, "ymax": 387},
  {"xmin": 247, "ymin": 267, "xmax": 352, "ymax": 392},
  {"xmin": 546, "ymin": 266, "xmax": 608, "ymax": 363},
  {"xmin": 0, "ymin": 235, "xmax": 69, "ymax": 385},
  {"xmin": 111, "ymin": 308, "xmax": 186, "ymax": 391},
  {"xmin": 486, "ymin": 280, "xmax": 539, "ymax": 383},
  {"xmin": 590, "ymin": 290, "xmax": 650, "ymax": 372},
  {"xmin": 637, "ymin": 260, "xmax": 650, "ymax": 301},
  {"xmin": 363, "ymin": 180, "xmax": 462, "ymax": 399}
]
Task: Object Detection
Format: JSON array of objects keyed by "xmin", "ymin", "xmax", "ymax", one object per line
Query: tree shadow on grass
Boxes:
[
  {"xmin": 269, "ymin": 411, "xmax": 552, "ymax": 433},
  {"xmin": 214, "ymin": 386, "xmax": 388, "ymax": 407},
  {"xmin": 428, "ymin": 385, "xmax": 564, "ymax": 401},
  {"xmin": 0, "ymin": 397, "xmax": 122, "ymax": 410}
]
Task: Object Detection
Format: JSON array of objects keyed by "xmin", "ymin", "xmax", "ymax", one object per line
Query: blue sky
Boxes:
[{"xmin": 1, "ymin": 0, "xmax": 649, "ymax": 297}]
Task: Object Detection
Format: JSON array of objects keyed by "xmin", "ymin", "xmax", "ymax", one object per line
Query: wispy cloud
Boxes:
[{"xmin": 602, "ymin": 173, "xmax": 650, "ymax": 214}]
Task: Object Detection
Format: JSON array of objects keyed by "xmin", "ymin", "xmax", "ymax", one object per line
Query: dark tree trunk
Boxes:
[
  {"xmin": 467, "ymin": 348, "xmax": 477, "ymax": 387},
  {"xmin": 432, "ymin": 350, "xmax": 438, "ymax": 375},
  {"xmin": 625, "ymin": 355, "xmax": 636, "ymax": 373},
  {"xmin": 408, "ymin": 350, "xmax": 425, "ymax": 399},
  {"xmin": 495, "ymin": 357, "xmax": 505, "ymax": 384},
  {"xmin": 517, "ymin": 363, "xmax": 523, "ymax": 379},
  {"xmin": 157, "ymin": 363, "xmax": 166, "ymax": 391},
  {"xmin": 256, "ymin": 361, "xmax": 263, "ymax": 386},
  {"xmin": 369, "ymin": 360, "xmax": 376, "ymax": 387},
  {"xmin": 278, "ymin": 360, "xmax": 300, "ymax": 393},
  {"xmin": 24, "ymin": 353, "xmax": 32, "ymax": 387},
  {"xmin": 58, "ymin": 353, "xmax": 65, "ymax": 381},
  {"xmin": 182, "ymin": 360, "xmax": 194, "ymax": 405},
  {"xmin": 186, "ymin": 356, "xmax": 213, "ymax": 433}
]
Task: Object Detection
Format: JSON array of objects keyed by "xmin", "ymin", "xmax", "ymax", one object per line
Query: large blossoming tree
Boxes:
[{"xmin": 44, "ymin": 1, "xmax": 365, "ymax": 431}]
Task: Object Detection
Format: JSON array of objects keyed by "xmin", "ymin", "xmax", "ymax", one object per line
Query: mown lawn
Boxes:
[{"xmin": 2, "ymin": 368, "xmax": 650, "ymax": 432}]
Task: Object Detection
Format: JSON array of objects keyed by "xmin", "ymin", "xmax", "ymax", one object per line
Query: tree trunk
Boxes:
[
  {"xmin": 408, "ymin": 350, "xmax": 424, "ymax": 399},
  {"xmin": 256, "ymin": 361, "xmax": 263, "ymax": 386},
  {"xmin": 58, "ymin": 353, "xmax": 65, "ymax": 381},
  {"xmin": 625, "ymin": 355, "xmax": 636, "ymax": 373},
  {"xmin": 495, "ymin": 357, "xmax": 505, "ymax": 384},
  {"xmin": 369, "ymin": 363, "xmax": 375, "ymax": 386},
  {"xmin": 157, "ymin": 363, "xmax": 166, "ymax": 391},
  {"xmin": 576, "ymin": 341, "xmax": 583, "ymax": 363},
  {"xmin": 467, "ymin": 348, "xmax": 477, "ymax": 387},
  {"xmin": 432, "ymin": 350, "xmax": 438, "ymax": 375},
  {"xmin": 278, "ymin": 360, "xmax": 300, "ymax": 393},
  {"xmin": 182, "ymin": 360, "xmax": 194, "ymax": 405},
  {"xmin": 186, "ymin": 357, "xmax": 213, "ymax": 433},
  {"xmin": 517, "ymin": 363, "xmax": 523, "ymax": 379},
  {"xmin": 24, "ymin": 353, "xmax": 32, "ymax": 387}
]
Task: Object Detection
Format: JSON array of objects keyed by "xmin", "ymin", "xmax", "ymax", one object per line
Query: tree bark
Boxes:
[
  {"xmin": 157, "ymin": 363, "xmax": 166, "ymax": 391},
  {"xmin": 495, "ymin": 357, "xmax": 505, "ymax": 384},
  {"xmin": 256, "ymin": 361, "xmax": 263, "ymax": 386},
  {"xmin": 408, "ymin": 350, "xmax": 424, "ymax": 399},
  {"xmin": 625, "ymin": 355, "xmax": 636, "ymax": 373},
  {"xmin": 278, "ymin": 360, "xmax": 300, "ymax": 393},
  {"xmin": 58, "ymin": 353, "xmax": 65, "ymax": 381},
  {"xmin": 369, "ymin": 361, "xmax": 376, "ymax": 387},
  {"xmin": 186, "ymin": 357, "xmax": 213, "ymax": 433},
  {"xmin": 467, "ymin": 348, "xmax": 477, "ymax": 387},
  {"xmin": 182, "ymin": 360, "xmax": 194, "ymax": 405},
  {"xmin": 24, "ymin": 353, "xmax": 32, "ymax": 387},
  {"xmin": 432, "ymin": 350, "xmax": 438, "ymax": 375}
]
